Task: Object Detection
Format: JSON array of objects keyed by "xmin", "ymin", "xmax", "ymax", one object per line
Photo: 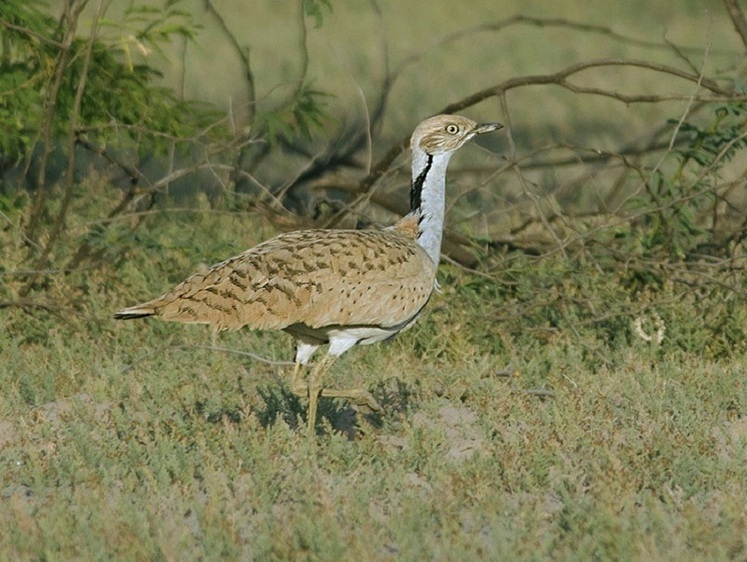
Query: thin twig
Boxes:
[
  {"xmin": 119, "ymin": 344, "xmax": 295, "ymax": 373},
  {"xmin": 202, "ymin": 0, "xmax": 255, "ymax": 121},
  {"xmin": 724, "ymin": 0, "xmax": 747, "ymax": 50},
  {"xmin": 0, "ymin": 17, "xmax": 64, "ymax": 48},
  {"xmin": 509, "ymin": 388, "xmax": 557, "ymax": 398}
]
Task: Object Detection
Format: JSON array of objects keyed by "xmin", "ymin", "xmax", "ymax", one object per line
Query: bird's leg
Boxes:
[
  {"xmin": 289, "ymin": 341, "xmax": 319, "ymax": 399},
  {"xmin": 306, "ymin": 354, "xmax": 336, "ymax": 435},
  {"xmin": 289, "ymin": 361, "xmax": 308, "ymax": 398}
]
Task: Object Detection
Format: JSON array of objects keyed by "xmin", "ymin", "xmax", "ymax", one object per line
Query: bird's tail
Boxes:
[{"xmin": 113, "ymin": 303, "xmax": 157, "ymax": 320}]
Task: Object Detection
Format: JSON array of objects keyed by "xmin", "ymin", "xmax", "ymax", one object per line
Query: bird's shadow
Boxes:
[{"xmin": 255, "ymin": 377, "xmax": 419, "ymax": 438}]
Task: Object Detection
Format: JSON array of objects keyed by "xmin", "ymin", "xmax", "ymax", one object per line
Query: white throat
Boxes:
[{"xmin": 409, "ymin": 147, "xmax": 455, "ymax": 267}]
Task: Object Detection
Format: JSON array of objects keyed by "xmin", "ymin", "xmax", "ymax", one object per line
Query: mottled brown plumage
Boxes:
[
  {"xmin": 116, "ymin": 228, "xmax": 436, "ymax": 334},
  {"xmin": 115, "ymin": 114, "xmax": 502, "ymax": 434}
]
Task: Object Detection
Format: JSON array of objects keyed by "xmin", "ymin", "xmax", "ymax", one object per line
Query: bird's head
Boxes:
[{"xmin": 410, "ymin": 114, "xmax": 503, "ymax": 156}]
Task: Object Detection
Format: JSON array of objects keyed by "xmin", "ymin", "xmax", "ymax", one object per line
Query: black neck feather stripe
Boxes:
[{"xmin": 410, "ymin": 153, "xmax": 433, "ymax": 213}]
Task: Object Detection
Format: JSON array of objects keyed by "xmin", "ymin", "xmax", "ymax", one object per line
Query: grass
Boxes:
[{"xmin": 2, "ymin": 206, "xmax": 746, "ymax": 561}]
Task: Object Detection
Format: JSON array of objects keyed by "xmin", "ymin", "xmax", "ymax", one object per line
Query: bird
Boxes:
[{"xmin": 114, "ymin": 114, "xmax": 502, "ymax": 434}]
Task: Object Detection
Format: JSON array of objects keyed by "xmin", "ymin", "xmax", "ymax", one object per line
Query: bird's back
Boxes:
[{"xmin": 114, "ymin": 228, "xmax": 437, "ymax": 333}]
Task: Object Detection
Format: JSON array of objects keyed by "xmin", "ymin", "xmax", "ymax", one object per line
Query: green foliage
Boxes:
[
  {"xmin": 106, "ymin": 0, "xmax": 199, "ymax": 55},
  {"xmin": 0, "ymin": 0, "xmax": 338, "ymax": 278},
  {"xmin": 0, "ymin": 0, "xmax": 217, "ymax": 168},
  {"xmin": 675, "ymin": 103, "xmax": 747, "ymax": 169},
  {"xmin": 0, "ymin": 190, "xmax": 26, "ymax": 219},
  {"xmin": 631, "ymin": 103, "xmax": 747, "ymax": 260},
  {"xmin": 0, "ymin": 1, "xmax": 53, "ymax": 162},
  {"xmin": 447, "ymin": 244, "xmax": 747, "ymax": 366},
  {"xmin": 304, "ymin": 0, "xmax": 333, "ymax": 28},
  {"xmin": 255, "ymin": 84, "xmax": 331, "ymax": 145},
  {"xmin": 0, "ymin": 0, "xmax": 240, "ymax": 281}
]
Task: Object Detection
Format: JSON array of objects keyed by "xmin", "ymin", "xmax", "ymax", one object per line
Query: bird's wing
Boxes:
[{"xmin": 129, "ymin": 229, "xmax": 437, "ymax": 332}]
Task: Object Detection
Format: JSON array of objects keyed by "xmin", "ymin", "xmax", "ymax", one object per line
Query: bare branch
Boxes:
[
  {"xmin": 443, "ymin": 58, "xmax": 731, "ymax": 115},
  {"xmin": 202, "ymin": 0, "xmax": 256, "ymax": 123},
  {"xmin": 724, "ymin": 0, "xmax": 747, "ymax": 50},
  {"xmin": 32, "ymin": 0, "xmax": 107, "ymax": 273},
  {"xmin": 390, "ymin": 14, "xmax": 730, "ymax": 91},
  {"xmin": 0, "ymin": 17, "xmax": 64, "ymax": 48},
  {"xmin": 352, "ymin": 57, "xmax": 736, "ymax": 225},
  {"xmin": 24, "ymin": 0, "xmax": 89, "ymax": 240}
]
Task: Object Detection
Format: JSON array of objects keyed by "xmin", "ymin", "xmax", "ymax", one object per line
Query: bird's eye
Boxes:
[{"xmin": 445, "ymin": 124, "xmax": 460, "ymax": 135}]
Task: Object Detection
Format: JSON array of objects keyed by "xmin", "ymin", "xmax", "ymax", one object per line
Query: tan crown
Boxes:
[{"xmin": 412, "ymin": 114, "xmax": 502, "ymax": 155}]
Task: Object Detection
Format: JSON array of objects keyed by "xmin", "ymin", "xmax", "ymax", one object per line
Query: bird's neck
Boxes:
[{"xmin": 409, "ymin": 148, "xmax": 454, "ymax": 266}]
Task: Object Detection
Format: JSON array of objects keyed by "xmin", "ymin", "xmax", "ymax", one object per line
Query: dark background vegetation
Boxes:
[
  {"xmin": 2, "ymin": 0, "xmax": 747, "ymax": 348},
  {"xmin": 1, "ymin": 1, "xmax": 746, "ymax": 560}
]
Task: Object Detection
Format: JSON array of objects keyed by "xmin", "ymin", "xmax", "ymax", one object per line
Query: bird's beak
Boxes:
[{"xmin": 473, "ymin": 122, "xmax": 503, "ymax": 135}]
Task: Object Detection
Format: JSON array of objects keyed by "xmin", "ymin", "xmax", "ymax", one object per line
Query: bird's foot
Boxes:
[
  {"xmin": 321, "ymin": 387, "xmax": 382, "ymax": 415},
  {"xmin": 292, "ymin": 382, "xmax": 382, "ymax": 415}
]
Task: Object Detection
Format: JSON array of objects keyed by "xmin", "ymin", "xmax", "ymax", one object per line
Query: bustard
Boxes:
[{"xmin": 114, "ymin": 114, "xmax": 502, "ymax": 433}]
